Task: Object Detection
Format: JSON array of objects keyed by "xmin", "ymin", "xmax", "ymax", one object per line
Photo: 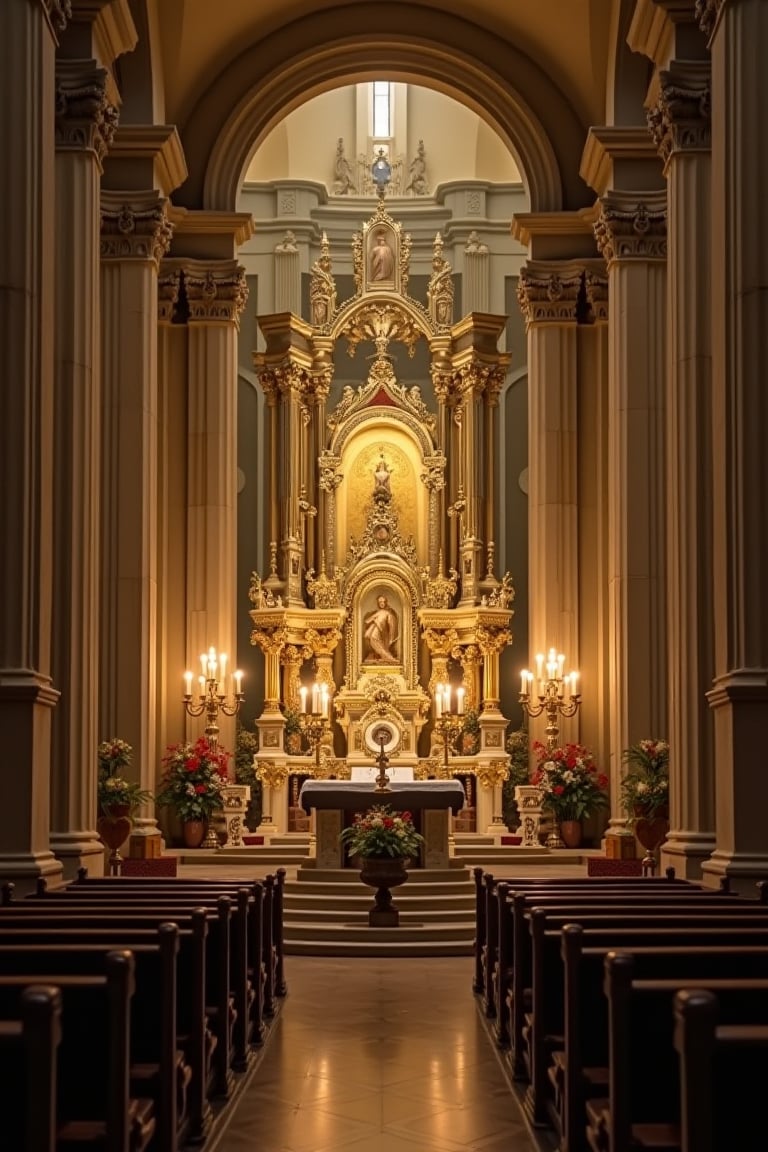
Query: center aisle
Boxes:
[{"xmin": 210, "ymin": 955, "xmax": 546, "ymax": 1152}]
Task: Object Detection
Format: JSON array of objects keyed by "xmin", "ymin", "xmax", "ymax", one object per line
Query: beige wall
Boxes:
[{"xmin": 245, "ymin": 83, "xmax": 520, "ymax": 186}]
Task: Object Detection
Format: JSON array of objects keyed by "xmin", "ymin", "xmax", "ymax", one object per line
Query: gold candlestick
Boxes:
[
  {"xmin": 298, "ymin": 678, "xmax": 332, "ymax": 773},
  {"xmin": 518, "ymin": 648, "xmax": 581, "ymax": 754}
]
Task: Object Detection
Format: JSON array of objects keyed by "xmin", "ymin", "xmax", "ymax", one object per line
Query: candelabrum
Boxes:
[
  {"xmin": 518, "ymin": 648, "xmax": 581, "ymax": 754},
  {"xmin": 298, "ymin": 681, "xmax": 331, "ymax": 771},
  {"xmin": 433, "ymin": 682, "xmax": 466, "ymax": 773},
  {"xmin": 183, "ymin": 646, "xmax": 245, "ymax": 847}
]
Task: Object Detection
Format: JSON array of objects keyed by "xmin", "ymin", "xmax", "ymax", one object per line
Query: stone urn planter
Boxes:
[
  {"xmin": 560, "ymin": 819, "xmax": 582, "ymax": 849},
  {"xmin": 358, "ymin": 856, "xmax": 410, "ymax": 927}
]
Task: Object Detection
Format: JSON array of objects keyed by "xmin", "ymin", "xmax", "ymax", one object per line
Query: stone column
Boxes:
[
  {"xmin": 49, "ymin": 7, "xmax": 132, "ymax": 877},
  {"xmin": 581, "ymin": 130, "xmax": 669, "ymax": 796},
  {"xmin": 183, "ymin": 260, "xmax": 249, "ymax": 756},
  {"xmin": 577, "ymin": 269, "xmax": 611, "ymax": 769},
  {"xmin": 516, "ymin": 262, "xmax": 581, "ymax": 741},
  {"xmin": 699, "ymin": 0, "xmax": 768, "ymax": 891},
  {"xmin": 100, "ymin": 189, "xmax": 173, "ymax": 829},
  {"xmin": 0, "ymin": 0, "xmax": 67, "ymax": 889},
  {"xmin": 274, "ymin": 231, "xmax": 300, "ymax": 314},
  {"xmin": 648, "ymin": 54, "xmax": 716, "ymax": 878},
  {"xmin": 463, "ymin": 234, "xmax": 490, "ymax": 313}
]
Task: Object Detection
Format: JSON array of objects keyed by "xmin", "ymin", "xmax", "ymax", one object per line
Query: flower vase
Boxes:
[
  {"xmin": 633, "ymin": 804, "xmax": 670, "ymax": 875},
  {"xmin": 97, "ymin": 804, "xmax": 132, "ymax": 875},
  {"xmin": 560, "ymin": 819, "xmax": 582, "ymax": 849},
  {"xmin": 182, "ymin": 819, "xmax": 206, "ymax": 849},
  {"xmin": 358, "ymin": 856, "xmax": 409, "ymax": 927}
]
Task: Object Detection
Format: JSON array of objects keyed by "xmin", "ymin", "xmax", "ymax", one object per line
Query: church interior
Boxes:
[{"xmin": 2, "ymin": 0, "xmax": 767, "ymax": 1148}]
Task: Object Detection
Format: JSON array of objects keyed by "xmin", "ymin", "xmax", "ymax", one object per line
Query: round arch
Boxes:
[{"xmin": 172, "ymin": 6, "xmax": 591, "ymax": 213}]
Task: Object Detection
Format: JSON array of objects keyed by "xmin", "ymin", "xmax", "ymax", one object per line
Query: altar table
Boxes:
[{"xmin": 299, "ymin": 780, "xmax": 465, "ymax": 870}]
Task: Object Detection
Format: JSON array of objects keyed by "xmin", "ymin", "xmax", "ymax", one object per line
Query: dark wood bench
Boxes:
[
  {"xmin": 673, "ymin": 986, "xmax": 768, "ymax": 1152},
  {"xmin": 589, "ymin": 956, "xmax": 768, "ymax": 1152},
  {"xmin": 525, "ymin": 917, "xmax": 768, "ymax": 1131},
  {"xmin": 559, "ymin": 934, "xmax": 768, "ymax": 1152},
  {"xmin": 0, "ymin": 922, "xmax": 204, "ymax": 1147},
  {"xmin": 497, "ymin": 886, "xmax": 751, "ymax": 1079},
  {"xmin": 0, "ymin": 951, "xmax": 155, "ymax": 1152},
  {"xmin": 0, "ymin": 983, "xmax": 61, "ymax": 1152},
  {"xmin": 15, "ymin": 887, "xmax": 253, "ymax": 1069}
]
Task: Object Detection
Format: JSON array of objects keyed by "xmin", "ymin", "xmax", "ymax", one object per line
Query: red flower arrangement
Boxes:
[
  {"xmin": 155, "ymin": 736, "xmax": 230, "ymax": 821},
  {"xmin": 339, "ymin": 804, "xmax": 424, "ymax": 860},
  {"xmin": 531, "ymin": 740, "xmax": 609, "ymax": 821}
]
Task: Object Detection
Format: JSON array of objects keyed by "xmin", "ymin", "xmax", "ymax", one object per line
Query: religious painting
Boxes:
[{"xmin": 360, "ymin": 588, "xmax": 401, "ymax": 666}]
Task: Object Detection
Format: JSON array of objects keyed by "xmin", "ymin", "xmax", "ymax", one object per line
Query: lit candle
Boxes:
[
  {"xmin": 321, "ymin": 686, "xmax": 329, "ymax": 719},
  {"xmin": 234, "ymin": 669, "xmax": 243, "ymax": 696},
  {"xmin": 300, "ymin": 685, "xmax": 308, "ymax": 713},
  {"xmin": 198, "ymin": 675, "xmax": 206, "ymax": 695},
  {"xmin": 520, "ymin": 669, "xmax": 528, "ymax": 696},
  {"xmin": 535, "ymin": 653, "xmax": 544, "ymax": 681},
  {"xmin": 208, "ymin": 646, "xmax": 217, "ymax": 679},
  {"xmin": 311, "ymin": 683, "xmax": 320, "ymax": 714},
  {"xmin": 219, "ymin": 653, "xmax": 227, "ymax": 682},
  {"xmin": 570, "ymin": 671, "xmax": 579, "ymax": 697},
  {"xmin": 456, "ymin": 686, "xmax": 465, "ymax": 715},
  {"xmin": 435, "ymin": 684, "xmax": 443, "ymax": 718},
  {"xmin": 184, "ymin": 670, "xmax": 193, "ymax": 696},
  {"xmin": 444, "ymin": 684, "xmax": 451, "ymax": 714}
]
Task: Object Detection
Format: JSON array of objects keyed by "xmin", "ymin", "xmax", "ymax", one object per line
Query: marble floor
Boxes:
[{"xmin": 210, "ymin": 955, "xmax": 547, "ymax": 1152}]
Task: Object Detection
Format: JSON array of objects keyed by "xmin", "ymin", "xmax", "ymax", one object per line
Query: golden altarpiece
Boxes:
[{"xmin": 248, "ymin": 202, "xmax": 514, "ymax": 837}]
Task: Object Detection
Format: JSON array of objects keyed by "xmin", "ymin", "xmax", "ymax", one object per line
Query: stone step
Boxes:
[
  {"xmin": 294, "ymin": 866, "xmax": 468, "ymax": 883},
  {"xmin": 284, "ymin": 904, "xmax": 473, "ymax": 924},
  {"xmin": 285, "ymin": 936, "xmax": 473, "ymax": 957}
]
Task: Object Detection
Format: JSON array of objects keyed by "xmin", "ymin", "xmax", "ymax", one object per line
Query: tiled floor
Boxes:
[{"xmin": 211, "ymin": 955, "xmax": 546, "ymax": 1152}]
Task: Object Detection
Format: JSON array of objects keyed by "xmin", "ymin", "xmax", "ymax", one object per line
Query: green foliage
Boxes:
[
  {"xmin": 502, "ymin": 726, "xmax": 531, "ymax": 829},
  {"xmin": 283, "ymin": 707, "xmax": 302, "ymax": 736},
  {"xmin": 620, "ymin": 739, "xmax": 669, "ymax": 822},
  {"xmin": 461, "ymin": 708, "xmax": 480, "ymax": 734},
  {"xmin": 96, "ymin": 738, "xmax": 153, "ymax": 816},
  {"xmin": 339, "ymin": 804, "xmax": 425, "ymax": 860},
  {"xmin": 234, "ymin": 722, "xmax": 260, "ymax": 786}
]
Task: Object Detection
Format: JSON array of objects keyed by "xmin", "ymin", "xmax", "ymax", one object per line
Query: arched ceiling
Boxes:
[{"xmin": 156, "ymin": 0, "xmax": 613, "ymax": 131}]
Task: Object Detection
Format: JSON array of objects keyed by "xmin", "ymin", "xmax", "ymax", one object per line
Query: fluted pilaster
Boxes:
[
  {"xmin": 702, "ymin": 0, "xmax": 768, "ymax": 890},
  {"xmin": 184, "ymin": 259, "xmax": 248, "ymax": 754},
  {"xmin": 0, "ymin": 0, "xmax": 66, "ymax": 888},
  {"xmin": 594, "ymin": 189, "xmax": 668, "ymax": 808},
  {"xmin": 516, "ymin": 261, "xmax": 581, "ymax": 746},
  {"xmin": 100, "ymin": 190, "xmax": 172, "ymax": 815}
]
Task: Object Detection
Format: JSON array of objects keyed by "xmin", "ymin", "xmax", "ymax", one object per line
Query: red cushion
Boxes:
[
  {"xmin": 587, "ymin": 857, "xmax": 642, "ymax": 877},
  {"xmin": 120, "ymin": 857, "xmax": 178, "ymax": 877}
]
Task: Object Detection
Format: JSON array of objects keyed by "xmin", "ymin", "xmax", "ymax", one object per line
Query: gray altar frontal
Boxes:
[{"xmin": 299, "ymin": 780, "xmax": 465, "ymax": 870}]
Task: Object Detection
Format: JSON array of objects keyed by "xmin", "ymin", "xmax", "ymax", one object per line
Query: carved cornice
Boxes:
[
  {"xmin": 183, "ymin": 263, "xmax": 248, "ymax": 327},
  {"xmin": 516, "ymin": 264, "xmax": 582, "ymax": 326},
  {"xmin": 421, "ymin": 627, "xmax": 460, "ymax": 657},
  {"xmin": 648, "ymin": 61, "xmax": 711, "ymax": 166},
  {"xmin": 343, "ymin": 301, "xmax": 422, "ymax": 361},
  {"xmin": 476, "ymin": 625, "xmax": 513, "ymax": 656},
  {"xmin": 43, "ymin": 0, "xmax": 72, "ymax": 34},
  {"xmin": 157, "ymin": 268, "xmax": 181, "ymax": 324},
  {"xmin": 695, "ymin": 0, "xmax": 725, "ymax": 42},
  {"xmin": 100, "ymin": 190, "xmax": 173, "ymax": 265},
  {"xmin": 55, "ymin": 62, "xmax": 118, "ymax": 162},
  {"xmin": 594, "ymin": 191, "xmax": 667, "ymax": 263}
]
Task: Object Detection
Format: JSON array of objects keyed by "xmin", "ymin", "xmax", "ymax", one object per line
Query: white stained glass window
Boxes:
[{"xmin": 372, "ymin": 81, "xmax": 391, "ymax": 139}]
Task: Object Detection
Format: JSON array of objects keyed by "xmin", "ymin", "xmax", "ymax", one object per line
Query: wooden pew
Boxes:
[
  {"xmin": 477, "ymin": 872, "xmax": 695, "ymax": 1016},
  {"xmin": 0, "ymin": 951, "xmax": 155, "ymax": 1152},
  {"xmin": 0, "ymin": 922, "xmax": 205, "ymax": 1147},
  {"xmin": 594, "ymin": 954, "xmax": 768, "ymax": 1152},
  {"xmin": 500, "ymin": 886, "xmax": 750, "ymax": 1080},
  {"xmin": 11, "ymin": 892, "xmax": 235, "ymax": 1094},
  {"xmin": 0, "ymin": 984, "xmax": 60, "ymax": 1152},
  {"xmin": 525, "ymin": 917, "xmax": 768, "ymax": 1132},
  {"xmin": 17, "ymin": 888, "xmax": 251, "ymax": 1071},
  {"xmin": 674, "ymin": 987, "xmax": 768, "ymax": 1152},
  {"xmin": 560, "ymin": 935, "xmax": 768, "ymax": 1152}
]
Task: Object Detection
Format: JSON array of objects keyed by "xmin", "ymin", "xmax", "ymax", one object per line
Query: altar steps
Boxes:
[{"xmin": 283, "ymin": 864, "xmax": 476, "ymax": 956}]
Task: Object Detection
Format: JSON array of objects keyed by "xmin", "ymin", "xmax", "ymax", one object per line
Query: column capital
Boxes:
[
  {"xmin": 695, "ymin": 0, "xmax": 726, "ymax": 43},
  {"xmin": 584, "ymin": 267, "xmax": 609, "ymax": 323},
  {"xmin": 55, "ymin": 60, "xmax": 118, "ymax": 164},
  {"xmin": 157, "ymin": 268, "xmax": 181, "ymax": 324},
  {"xmin": 580, "ymin": 127, "xmax": 663, "ymax": 198},
  {"xmin": 516, "ymin": 261, "xmax": 582, "ymax": 326},
  {"xmin": 594, "ymin": 190, "xmax": 668, "ymax": 264},
  {"xmin": 100, "ymin": 189, "xmax": 173, "ymax": 265},
  {"xmin": 648, "ymin": 59, "xmax": 711, "ymax": 167},
  {"xmin": 181, "ymin": 260, "xmax": 249, "ymax": 327}
]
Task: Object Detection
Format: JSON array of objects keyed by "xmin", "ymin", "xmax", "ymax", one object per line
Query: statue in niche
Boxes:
[
  {"xmin": 363, "ymin": 594, "xmax": 399, "ymax": 664},
  {"xmin": 370, "ymin": 231, "xmax": 394, "ymax": 281},
  {"xmin": 373, "ymin": 454, "xmax": 392, "ymax": 499}
]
